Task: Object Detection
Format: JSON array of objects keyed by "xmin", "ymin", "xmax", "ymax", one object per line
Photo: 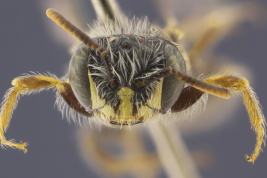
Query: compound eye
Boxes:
[
  {"xmin": 121, "ymin": 40, "xmax": 132, "ymax": 49},
  {"xmin": 161, "ymin": 43, "xmax": 186, "ymax": 110}
]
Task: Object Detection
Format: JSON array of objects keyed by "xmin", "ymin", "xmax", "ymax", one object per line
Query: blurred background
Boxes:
[{"xmin": 0, "ymin": 0, "xmax": 267, "ymax": 177}]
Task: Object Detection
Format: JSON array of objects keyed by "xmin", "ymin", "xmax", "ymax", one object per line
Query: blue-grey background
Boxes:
[{"xmin": 0, "ymin": 0, "xmax": 267, "ymax": 177}]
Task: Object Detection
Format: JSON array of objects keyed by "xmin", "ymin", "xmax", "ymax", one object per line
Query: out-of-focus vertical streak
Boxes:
[
  {"xmin": 149, "ymin": 122, "xmax": 201, "ymax": 178},
  {"xmin": 91, "ymin": 0, "xmax": 125, "ymax": 22}
]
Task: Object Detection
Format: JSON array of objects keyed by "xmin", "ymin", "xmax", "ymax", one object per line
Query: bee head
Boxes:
[{"xmin": 69, "ymin": 35, "xmax": 185, "ymax": 125}]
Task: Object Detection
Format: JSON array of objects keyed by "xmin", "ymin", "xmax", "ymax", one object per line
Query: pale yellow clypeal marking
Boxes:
[
  {"xmin": 0, "ymin": 75, "xmax": 67, "ymax": 152},
  {"xmin": 117, "ymin": 87, "xmax": 134, "ymax": 119},
  {"xmin": 203, "ymin": 75, "xmax": 266, "ymax": 162}
]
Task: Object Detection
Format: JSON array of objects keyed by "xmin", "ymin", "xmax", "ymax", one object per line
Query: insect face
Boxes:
[{"xmin": 69, "ymin": 35, "xmax": 186, "ymax": 125}]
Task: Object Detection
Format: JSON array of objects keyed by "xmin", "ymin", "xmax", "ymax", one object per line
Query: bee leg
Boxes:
[
  {"xmin": 173, "ymin": 70, "xmax": 265, "ymax": 162},
  {"xmin": 177, "ymin": 72, "xmax": 265, "ymax": 162},
  {"xmin": 0, "ymin": 74, "xmax": 67, "ymax": 152},
  {"xmin": 137, "ymin": 68, "xmax": 265, "ymax": 162},
  {"xmin": 56, "ymin": 82, "xmax": 91, "ymax": 117},
  {"xmin": 171, "ymin": 86, "xmax": 204, "ymax": 112},
  {"xmin": 201, "ymin": 74, "xmax": 265, "ymax": 163}
]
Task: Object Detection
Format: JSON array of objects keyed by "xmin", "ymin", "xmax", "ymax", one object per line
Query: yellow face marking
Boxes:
[
  {"xmin": 88, "ymin": 70, "xmax": 106, "ymax": 109},
  {"xmin": 88, "ymin": 69, "xmax": 164, "ymax": 125},
  {"xmin": 117, "ymin": 87, "xmax": 134, "ymax": 119},
  {"xmin": 137, "ymin": 78, "xmax": 163, "ymax": 120},
  {"xmin": 88, "ymin": 70, "xmax": 115, "ymax": 123}
]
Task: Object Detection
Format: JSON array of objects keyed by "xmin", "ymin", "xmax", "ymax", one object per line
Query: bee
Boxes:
[{"xmin": 0, "ymin": 1, "xmax": 265, "ymax": 164}]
